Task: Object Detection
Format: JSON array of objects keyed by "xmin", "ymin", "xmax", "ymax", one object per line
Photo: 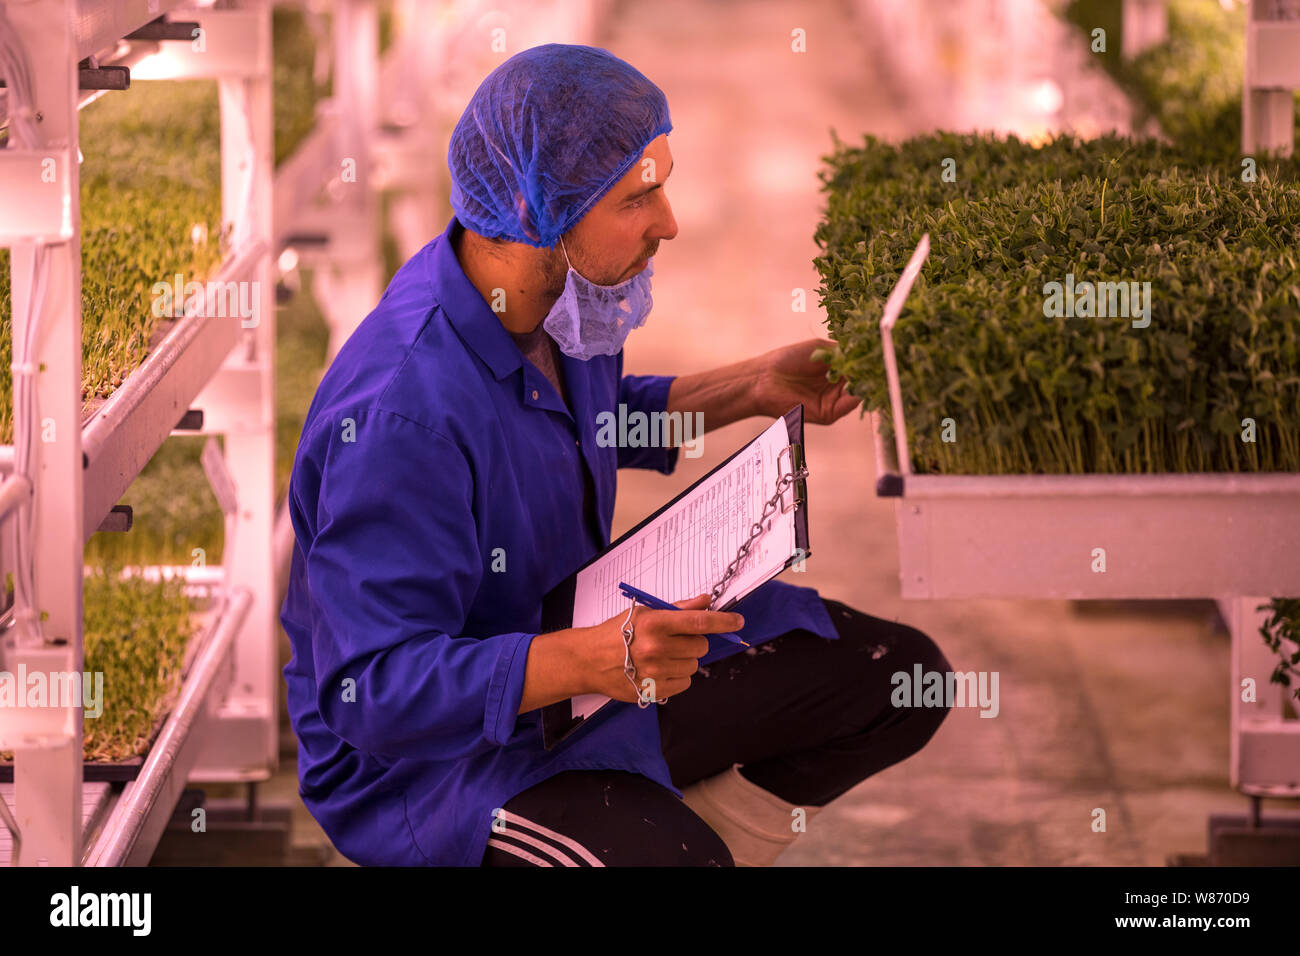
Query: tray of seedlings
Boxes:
[
  {"xmin": 0, "ymin": 564, "xmax": 211, "ymax": 782},
  {"xmin": 816, "ymin": 131, "xmax": 1300, "ymax": 602}
]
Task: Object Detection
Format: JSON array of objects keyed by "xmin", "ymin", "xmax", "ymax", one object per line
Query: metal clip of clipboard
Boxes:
[{"xmin": 777, "ymin": 443, "xmax": 807, "ymax": 515}]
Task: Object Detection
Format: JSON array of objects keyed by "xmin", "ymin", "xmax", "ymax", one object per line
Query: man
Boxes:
[{"xmin": 281, "ymin": 43, "xmax": 950, "ymax": 867}]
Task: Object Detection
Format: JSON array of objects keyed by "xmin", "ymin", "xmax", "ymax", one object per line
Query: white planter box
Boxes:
[
  {"xmin": 872, "ymin": 411, "xmax": 1300, "ymax": 600},
  {"xmin": 868, "ymin": 236, "xmax": 1300, "ymax": 602}
]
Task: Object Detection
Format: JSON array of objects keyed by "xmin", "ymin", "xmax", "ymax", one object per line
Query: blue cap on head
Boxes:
[{"xmin": 447, "ymin": 44, "xmax": 672, "ymax": 248}]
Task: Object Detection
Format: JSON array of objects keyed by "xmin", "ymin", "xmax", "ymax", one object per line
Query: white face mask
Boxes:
[{"xmin": 542, "ymin": 235, "xmax": 654, "ymax": 360}]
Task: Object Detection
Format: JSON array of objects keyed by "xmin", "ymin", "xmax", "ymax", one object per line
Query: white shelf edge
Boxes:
[
  {"xmin": 83, "ymin": 585, "xmax": 251, "ymax": 867},
  {"xmin": 78, "ymin": 240, "xmax": 266, "ymax": 539}
]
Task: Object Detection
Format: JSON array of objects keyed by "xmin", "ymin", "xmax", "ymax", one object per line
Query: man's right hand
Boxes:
[
  {"xmin": 584, "ymin": 594, "xmax": 744, "ymax": 704},
  {"xmin": 517, "ymin": 594, "xmax": 745, "ymax": 714}
]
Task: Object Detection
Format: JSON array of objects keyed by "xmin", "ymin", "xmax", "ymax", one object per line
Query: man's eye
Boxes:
[{"xmin": 627, "ymin": 198, "xmax": 645, "ymax": 209}]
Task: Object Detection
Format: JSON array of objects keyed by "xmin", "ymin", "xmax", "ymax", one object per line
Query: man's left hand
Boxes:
[{"xmin": 756, "ymin": 338, "xmax": 861, "ymax": 424}]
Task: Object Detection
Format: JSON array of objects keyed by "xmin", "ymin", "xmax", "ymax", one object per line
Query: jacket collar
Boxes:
[{"xmin": 427, "ymin": 216, "xmax": 524, "ymax": 382}]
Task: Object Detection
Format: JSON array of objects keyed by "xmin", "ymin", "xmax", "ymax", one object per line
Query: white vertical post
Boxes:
[
  {"xmin": 1244, "ymin": 0, "xmax": 1299, "ymax": 157},
  {"xmin": 1121, "ymin": 0, "xmax": 1168, "ymax": 59},
  {"xmin": 6, "ymin": 0, "xmax": 84, "ymax": 866},
  {"xmin": 313, "ymin": 0, "xmax": 382, "ymax": 361},
  {"xmin": 383, "ymin": 0, "xmax": 440, "ymax": 263},
  {"xmin": 190, "ymin": 0, "xmax": 278, "ymax": 779}
]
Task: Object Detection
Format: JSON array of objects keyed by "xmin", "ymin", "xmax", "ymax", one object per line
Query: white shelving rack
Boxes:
[
  {"xmin": 1116, "ymin": 0, "xmax": 1300, "ymax": 158},
  {"xmin": 0, "ymin": 0, "xmax": 275, "ymax": 865},
  {"xmin": 1244, "ymin": 0, "xmax": 1300, "ymax": 157},
  {"xmin": 0, "ymin": 0, "xmax": 627, "ymax": 866},
  {"xmin": 870, "ymin": 247, "xmax": 1300, "ymax": 860},
  {"xmin": 871, "ymin": 411, "xmax": 1300, "ymax": 793}
]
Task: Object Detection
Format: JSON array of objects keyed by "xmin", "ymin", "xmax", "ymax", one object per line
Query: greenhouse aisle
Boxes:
[{"xmin": 234, "ymin": 0, "xmax": 1260, "ymax": 867}]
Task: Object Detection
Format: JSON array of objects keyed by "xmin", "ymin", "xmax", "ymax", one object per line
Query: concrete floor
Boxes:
[{"xmin": 179, "ymin": 0, "xmax": 1290, "ymax": 866}]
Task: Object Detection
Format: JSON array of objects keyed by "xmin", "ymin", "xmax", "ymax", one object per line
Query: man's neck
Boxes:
[{"xmin": 451, "ymin": 221, "xmax": 558, "ymax": 334}]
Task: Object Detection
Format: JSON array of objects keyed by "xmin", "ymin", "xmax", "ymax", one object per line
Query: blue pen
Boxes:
[{"xmin": 618, "ymin": 582, "xmax": 749, "ymax": 646}]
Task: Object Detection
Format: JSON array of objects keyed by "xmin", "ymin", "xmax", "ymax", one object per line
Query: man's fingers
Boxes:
[
  {"xmin": 633, "ymin": 631, "xmax": 708, "ymax": 663},
  {"xmin": 673, "ymin": 593, "xmax": 712, "ymax": 610},
  {"xmin": 664, "ymin": 609, "xmax": 744, "ymax": 636},
  {"xmin": 657, "ymin": 657, "xmax": 703, "ymax": 680},
  {"xmin": 830, "ymin": 384, "xmax": 862, "ymax": 418}
]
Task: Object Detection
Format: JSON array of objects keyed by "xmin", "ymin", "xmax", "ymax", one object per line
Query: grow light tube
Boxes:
[{"xmin": 879, "ymin": 232, "xmax": 930, "ymax": 477}]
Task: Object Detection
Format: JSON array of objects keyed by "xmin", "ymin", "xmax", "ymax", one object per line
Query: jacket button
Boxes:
[{"xmin": 531, "ymin": 389, "xmax": 539, "ymax": 400}]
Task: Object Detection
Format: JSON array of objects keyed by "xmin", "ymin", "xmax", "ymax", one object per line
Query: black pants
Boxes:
[{"xmin": 482, "ymin": 599, "xmax": 952, "ymax": 866}]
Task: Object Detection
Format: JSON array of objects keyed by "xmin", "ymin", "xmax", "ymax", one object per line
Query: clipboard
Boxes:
[{"xmin": 538, "ymin": 404, "xmax": 811, "ymax": 749}]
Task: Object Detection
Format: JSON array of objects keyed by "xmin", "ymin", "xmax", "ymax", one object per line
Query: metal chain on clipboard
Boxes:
[
  {"xmin": 620, "ymin": 603, "xmax": 650, "ymax": 706},
  {"xmin": 707, "ymin": 452, "xmax": 809, "ymax": 612},
  {"xmin": 622, "ymin": 445, "xmax": 809, "ymax": 709}
]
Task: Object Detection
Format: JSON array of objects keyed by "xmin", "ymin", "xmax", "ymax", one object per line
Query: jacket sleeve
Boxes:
[
  {"xmin": 616, "ymin": 373, "xmax": 682, "ymax": 473},
  {"xmin": 300, "ymin": 408, "xmax": 536, "ymax": 762}
]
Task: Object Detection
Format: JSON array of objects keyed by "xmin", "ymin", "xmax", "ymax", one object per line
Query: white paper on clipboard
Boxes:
[{"xmin": 568, "ymin": 416, "xmax": 799, "ymax": 719}]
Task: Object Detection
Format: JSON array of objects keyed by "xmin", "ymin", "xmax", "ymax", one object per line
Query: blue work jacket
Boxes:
[{"xmin": 281, "ymin": 216, "xmax": 839, "ymax": 866}]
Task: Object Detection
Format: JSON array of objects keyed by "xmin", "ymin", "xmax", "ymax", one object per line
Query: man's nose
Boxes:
[{"xmin": 653, "ymin": 195, "xmax": 679, "ymax": 243}]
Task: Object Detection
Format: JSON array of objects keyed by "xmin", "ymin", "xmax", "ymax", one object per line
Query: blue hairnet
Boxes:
[{"xmin": 447, "ymin": 44, "xmax": 672, "ymax": 248}]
